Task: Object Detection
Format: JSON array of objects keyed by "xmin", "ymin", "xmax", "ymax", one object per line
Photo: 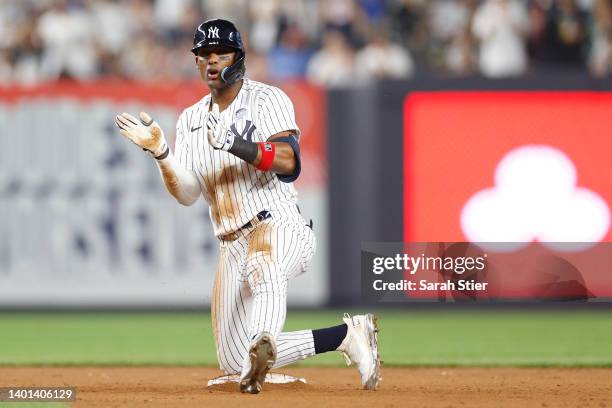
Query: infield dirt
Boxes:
[{"xmin": 1, "ymin": 366, "xmax": 610, "ymax": 407}]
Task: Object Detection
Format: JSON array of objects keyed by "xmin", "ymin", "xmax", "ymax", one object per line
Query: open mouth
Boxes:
[{"xmin": 207, "ymin": 69, "xmax": 220, "ymax": 80}]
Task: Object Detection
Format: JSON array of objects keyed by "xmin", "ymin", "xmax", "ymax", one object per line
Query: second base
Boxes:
[{"xmin": 207, "ymin": 372, "xmax": 307, "ymax": 387}]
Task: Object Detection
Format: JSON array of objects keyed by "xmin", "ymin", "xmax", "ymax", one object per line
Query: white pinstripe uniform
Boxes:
[{"xmin": 174, "ymin": 78, "xmax": 317, "ymax": 374}]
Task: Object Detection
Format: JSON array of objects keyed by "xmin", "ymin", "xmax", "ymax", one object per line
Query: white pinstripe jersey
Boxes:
[{"xmin": 174, "ymin": 78, "xmax": 301, "ymax": 237}]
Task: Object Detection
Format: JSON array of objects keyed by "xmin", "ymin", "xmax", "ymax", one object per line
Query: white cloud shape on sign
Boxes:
[{"xmin": 461, "ymin": 145, "xmax": 610, "ymax": 251}]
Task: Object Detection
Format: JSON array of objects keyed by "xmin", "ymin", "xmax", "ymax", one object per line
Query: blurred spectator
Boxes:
[
  {"xmin": 164, "ymin": 37, "xmax": 200, "ymax": 81},
  {"xmin": 429, "ymin": 0, "xmax": 473, "ymax": 42},
  {"xmin": 355, "ymin": 24, "xmax": 414, "ymax": 81},
  {"xmin": 428, "ymin": 0, "xmax": 478, "ymax": 75},
  {"xmin": 154, "ymin": 0, "xmax": 193, "ymax": 34},
  {"xmin": 307, "ymin": 29, "xmax": 355, "ymax": 87},
  {"xmin": 527, "ymin": 0, "xmax": 550, "ymax": 62},
  {"xmin": 268, "ymin": 23, "xmax": 313, "ymax": 80},
  {"xmin": 320, "ymin": 0, "xmax": 367, "ymax": 46},
  {"xmin": 285, "ymin": 0, "xmax": 322, "ymax": 43},
  {"xmin": 0, "ymin": 51, "xmax": 12, "ymax": 84},
  {"xmin": 120, "ymin": 36, "xmax": 162, "ymax": 81},
  {"xmin": 5, "ymin": 5, "xmax": 43, "ymax": 85},
  {"xmin": 90, "ymin": 0, "xmax": 133, "ymax": 78},
  {"xmin": 125, "ymin": 0, "xmax": 157, "ymax": 34},
  {"xmin": 541, "ymin": 0, "xmax": 588, "ymax": 65},
  {"xmin": 472, "ymin": 0, "xmax": 529, "ymax": 78},
  {"xmin": 0, "ymin": 0, "xmax": 17, "ymax": 84},
  {"xmin": 359, "ymin": 0, "xmax": 387, "ymax": 23},
  {"xmin": 248, "ymin": 0, "xmax": 280, "ymax": 54},
  {"xmin": 389, "ymin": 0, "xmax": 429, "ymax": 59},
  {"xmin": 202, "ymin": 0, "xmax": 249, "ymax": 33},
  {"xmin": 91, "ymin": 0, "xmax": 133, "ymax": 55},
  {"xmin": 444, "ymin": 25, "xmax": 478, "ymax": 76},
  {"xmin": 588, "ymin": 0, "xmax": 612, "ymax": 76},
  {"xmin": 148, "ymin": 2, "xmax": 204, "ymax": 80},
  {"xmin": 114, "ymin": 0, "xmax": 149, "ymax": 79},
  {"xmin": 275, "ymin": 0, "xmax": 320, "ymax": 43},
  {"xmin": 37, "ymin": 0, "xmax": 97, "ymax": 81}
]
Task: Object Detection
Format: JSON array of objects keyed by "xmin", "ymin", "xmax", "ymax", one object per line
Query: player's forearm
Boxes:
[
  {"xmin": 253, "ymin": 142, "xmax": 295, "ymax": 175},
  {"xmin": 155, "ymin": 153, "xmax": 201, "ymax": 206},
  {"xmin": 226, "ymin": 132, "xmax": 299, "ymax": 177}
]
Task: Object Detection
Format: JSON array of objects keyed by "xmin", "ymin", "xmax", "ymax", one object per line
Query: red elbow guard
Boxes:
[{"xmin": 256, "ymin": 142, "xmax": 275, "ymax": 171}]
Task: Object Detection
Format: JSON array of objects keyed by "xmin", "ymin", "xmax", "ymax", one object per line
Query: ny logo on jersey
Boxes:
[
  {"xmin": 230, "ymin": 120, "xmax": 257, "ymax": 142},
  {"xmin": 208, "ymin": 26, "xmax": 220, "ymax": 39}
]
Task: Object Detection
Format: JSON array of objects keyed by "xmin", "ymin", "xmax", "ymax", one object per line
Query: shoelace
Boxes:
[
  {"xmin": 341, "ymin": 351, "xmax": 352, "ymax": 366},
  {"xmin": 341, "ymin": 313, "xmax": 356, "ymax": 365}
]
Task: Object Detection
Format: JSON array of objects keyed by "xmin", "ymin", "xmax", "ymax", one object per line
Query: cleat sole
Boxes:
[
  {"xmin": 364, "ymin": 314, "xmax": 381, "ymax": 390},
  {"xmin": 239, "ymin": 332, "xmax": 276, "ymax": 394}
]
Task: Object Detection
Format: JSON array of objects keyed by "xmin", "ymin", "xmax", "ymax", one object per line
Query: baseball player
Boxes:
[{"xmin": 115, "ymin": 19, "xmax": 380, "ymax": 394}]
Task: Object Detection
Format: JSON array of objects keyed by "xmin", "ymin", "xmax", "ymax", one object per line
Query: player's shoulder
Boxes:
[
  {"xmin": 243, "ymin": 78, "xmax": 292, "ymax": 105},
  {"xmin": 243, "ymin": 77, "xmax": 276, "ymax": 94}
]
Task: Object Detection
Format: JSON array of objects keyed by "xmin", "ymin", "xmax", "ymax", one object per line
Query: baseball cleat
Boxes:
[
  {"xmin": 337, "ymin": 313, "xmax": 381, "ymax": 390},
  {"xmin": 239, "ymin": 331, "xmax": 277, "ymax": 394}
]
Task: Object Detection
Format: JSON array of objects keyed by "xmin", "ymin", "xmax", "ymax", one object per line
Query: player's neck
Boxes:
[{"xmin": 210, "ymin": 79, "xmax": 244, "ymax": 112}]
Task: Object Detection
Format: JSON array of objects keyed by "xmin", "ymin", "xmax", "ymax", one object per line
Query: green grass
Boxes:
[
  {"xmin": 0, "ymin": 311, "xmax": 610, "ymax": 367},
  {"xmin": 0, "ymin": 405, "xmax": 68, "ymax": 408}
]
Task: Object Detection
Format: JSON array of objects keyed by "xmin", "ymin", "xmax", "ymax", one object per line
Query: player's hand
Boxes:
[
  {"xmin": 115, "ymin": 111, "xmax": 169, "ymax": 158},
  {"xmin": 207, "ymin": 103, "xmax": 234, "ymax": 151}
]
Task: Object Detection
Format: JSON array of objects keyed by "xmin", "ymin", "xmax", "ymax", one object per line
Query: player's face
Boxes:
[{"xmin": 195, "ymin": 46, "xmax": 236, "ymax": 89}]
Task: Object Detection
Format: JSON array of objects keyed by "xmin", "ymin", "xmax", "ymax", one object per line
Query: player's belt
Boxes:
[
  {"xmin": 219, "ymin": 210, "xmax": 272, "ymax": 242},
  {"xmin": 243, "ymin": 210, "xmax": 272, "ymax": 229}
]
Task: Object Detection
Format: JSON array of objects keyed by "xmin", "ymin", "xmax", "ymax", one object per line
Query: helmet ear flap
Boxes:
[{"xmin": 220, "ymin": 52, "xmax": 245, "ymax": 84}]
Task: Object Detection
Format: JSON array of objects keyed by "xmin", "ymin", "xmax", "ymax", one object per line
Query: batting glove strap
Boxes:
[
  {"xmin": 228, "ymin": 136, "xmax": 259, "ymax": 163},
  {"xmin": 147, "ymin": 142, "xmax": 170, "ymax": 160}
]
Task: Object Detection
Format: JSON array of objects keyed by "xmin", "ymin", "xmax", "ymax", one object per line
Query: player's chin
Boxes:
[{"xmin": 206, "ymin": 77, "xmax": 225, "ymax": 88}]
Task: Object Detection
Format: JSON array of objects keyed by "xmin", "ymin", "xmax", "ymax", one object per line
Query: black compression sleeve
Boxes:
[{"xmin": 228, "ymin": 137, "xmax": 258, "ymax": 163}]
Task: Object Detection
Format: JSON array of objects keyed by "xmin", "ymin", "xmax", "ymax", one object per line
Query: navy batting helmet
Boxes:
[{"xmin": 191, "ymin": 19, "xmax": 245, "ymax": 84}]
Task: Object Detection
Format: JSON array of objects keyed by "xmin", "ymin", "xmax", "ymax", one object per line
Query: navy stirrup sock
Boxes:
[{"xmin": 312, "ymin": 324, "xmax": 348, "ymax": 354}]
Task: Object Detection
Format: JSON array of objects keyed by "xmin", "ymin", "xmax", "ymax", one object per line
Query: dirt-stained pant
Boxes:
[{"xmin": 211, "ymin": 205, "xmax": 317, "ymax": 374}]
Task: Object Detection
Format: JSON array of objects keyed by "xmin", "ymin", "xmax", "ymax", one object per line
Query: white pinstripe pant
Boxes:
[{"xmin": 211, "ymin": 207, "xmax": 317, "ymax": 374}]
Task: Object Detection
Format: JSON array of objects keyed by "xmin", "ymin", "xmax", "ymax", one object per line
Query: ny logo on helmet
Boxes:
[{"xmin": 208, "ymin": 26, "xmax": 220, "ymax": 39}]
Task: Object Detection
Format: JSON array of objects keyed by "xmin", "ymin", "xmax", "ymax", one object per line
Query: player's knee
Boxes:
[
  {"xmin": 245, "ymin": 260, "xmax": 287, "ymax": 286},
  {"xmin": 249, "ymin": 277, "xmax": 287, "ymax": 297}
]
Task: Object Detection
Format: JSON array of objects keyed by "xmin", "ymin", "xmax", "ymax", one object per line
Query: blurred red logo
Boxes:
[{"xmin": 403, "ymin": 92, "xmax": 612, "ymax": 244}]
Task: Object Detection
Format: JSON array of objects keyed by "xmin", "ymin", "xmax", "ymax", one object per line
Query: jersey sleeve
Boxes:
[
  {"xmin": 258, "ymin": 87, "xmax": 301, "ymax": 140},
  {"xmin": 173, "ymin": 111, "xmax": 193, "ymax": 171}
]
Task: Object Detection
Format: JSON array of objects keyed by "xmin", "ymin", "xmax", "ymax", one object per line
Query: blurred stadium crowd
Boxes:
[{"xmin": 1, "ymin": 0, "xmax": 612, "ymax": 87}]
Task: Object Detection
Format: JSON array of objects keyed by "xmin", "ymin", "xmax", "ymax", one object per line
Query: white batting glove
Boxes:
[
  {"xmin": 115, "ymin": 111, "xmax": 169, "ymax": 159},
  {"xmin": 207, "ymin": 103, "xmax": 234, "ymax": 151}
]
